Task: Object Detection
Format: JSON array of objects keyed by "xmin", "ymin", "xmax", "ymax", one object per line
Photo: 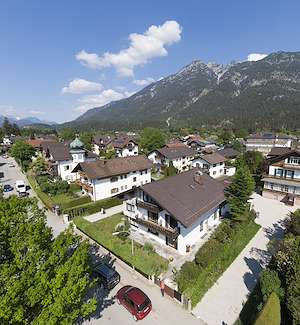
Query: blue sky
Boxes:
[{"xmin": 0, "ymin": 0, "xmax": 299, "ymax": 123}]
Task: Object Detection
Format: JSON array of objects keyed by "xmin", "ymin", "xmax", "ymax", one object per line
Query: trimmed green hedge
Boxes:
[
  {"xmin": 176, "ymin": 220, "xmax": 260, "ymax": 307},
  {"xmin": 255, "ymin": 292, "xmax": 281, "ymax": 325},
  {"xmin": 27, "ymin": 175, "xmax": 54, "ymax": 209},
  {"xmin": 64, "ymin": 197, "xmax": 122, "ymax": 217},
  {"xmin": 74, "ymin": 213, "xmax": 168, "ymax": 276},
  {"xmin": 59, "ymin": 196, "xmax": 91, "ymax": 210}
]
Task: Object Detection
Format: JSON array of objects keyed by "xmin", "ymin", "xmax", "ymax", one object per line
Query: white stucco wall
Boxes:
[{"xmin": 192, "ymin": 158, "xmax": 225, "ymax": 178}]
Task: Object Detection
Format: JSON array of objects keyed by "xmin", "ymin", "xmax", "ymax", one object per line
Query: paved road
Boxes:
[
  {"xmin": 1, "ymin": 156, "xmax": 202, "ymax": 325},
  {"xmin": 192, "ymin": 193, "xmax": 297, "ymax": 325}
]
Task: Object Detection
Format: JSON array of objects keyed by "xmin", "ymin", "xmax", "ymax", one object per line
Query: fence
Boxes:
[{"xmin": 154, "ymin": 276, "xmax": 190, "ymax": 310}]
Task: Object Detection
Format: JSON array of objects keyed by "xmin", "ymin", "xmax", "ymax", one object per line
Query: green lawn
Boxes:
[
  {"xmin": 182, "ymin": 221, "xmax": 260, "ymax": 307},
  {"xmin": 74, "ymin": 213, "xmax": 169, "ymax": 276}
]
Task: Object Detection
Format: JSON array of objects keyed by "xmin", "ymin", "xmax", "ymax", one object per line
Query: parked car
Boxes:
[
  {"xmin": 94, "ymin": 263, "xmax": 120, "ymax": 290},
  {"xmin": 8, "ymin": 162, "xmax": 15, "ymax": 167},
  {"xmin": 3, "ymin": 184, "xmax": 13, "ymax": 192},
  {"xmin": 18, "ymin": 191, "xmax": 29, "ymax": 197},
  {"xmin": 116, "ymin": 286, "xmax": 152, "ymax": 321}
]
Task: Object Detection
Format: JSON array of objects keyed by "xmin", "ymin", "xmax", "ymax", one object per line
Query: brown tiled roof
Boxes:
[
  {"xmin": 267, "ymin": 147, "xmax": 292, "ymax": 157},
  {"xmin": 141, "ymin": 168, "xmax": 226, "ymax": 228},
  {"xmin": 92, "ymin": 135, "xmax": 113, "ymax": 146},
  {"xmin": 155, "ymin": 147, "xmax": 196, "ymax": 159},
  {"xmin": 200, "ymin": 152, "xmax": 227, "ymax": 164},
  {"xmin": 72, "ymin": 155, "xmax": 153, "ymax": 179},
  {"xmin": 112, "ymin": 137, "xmax": 138, "ymax": 149},
  {"xmin": 26, "ymin": 139, "xmax": 56, "ymax": 148},
  {"xmin": 165, "ymin": 140, "xmax": 187, "ymax": 148},
  {"xmin": 217, "ymin": 147, "xmax": 239, "ymax": 159}
]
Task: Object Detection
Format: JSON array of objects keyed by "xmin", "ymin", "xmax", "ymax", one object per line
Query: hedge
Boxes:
[
  {"xmin": 27, "ymin": 175, "xmax": 54, "ymax": 209},
  {"xmin": 254, "ymin": 292, "xmax": 281, "ymax": 325},
  {"xmin": 176, "ymin": 220, "xmax": 260, "ymax": 306},
  {"xmin": 59, "ymin": 196, "xmax": 91, "ymax": 210},
  {"xmin": 63, "ymin": 197, "xmax": 122, "ymax": 217}
]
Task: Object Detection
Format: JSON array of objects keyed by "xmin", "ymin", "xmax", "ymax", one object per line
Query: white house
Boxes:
[
  {"xmin": 192, "ymin": 152, "xmax": 235, "ymax": 178},
  {"xmin": 72, "ymin": 155, "xmax": 153, "ymax": 201},
  {"xmin": 92, "ymin": 135, "xmax": 113, "ymax": 155},
  {"xmin": 112, "ymin": 137, "xmax": 139, "ymax": 157},
  {"xmin": 148, "ymin": 147, "xmax": 196, "ymax": 172},
  {"xmin": 43, "ymin": 138, "xmax": 97, "ymax": 182},
  {"xmin": 124, "ymin": 169, "xmax": 229, "ymax": 255},
  {"xmin": 246, "ymin": 133, "xmax": 293, "ymax": 155},
  {"xmin": 262, "ymin": 149, "xmax": 300, "ymax": 206}
]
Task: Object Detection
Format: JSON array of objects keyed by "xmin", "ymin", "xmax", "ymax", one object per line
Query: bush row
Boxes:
[
  {"xmin": 63, "ymin": 197, "xmax": 122, "ymax": 217},
  {"xmin": 27, "ymin": 175, "xmax": 54, "ymax": 209},
  {"xmin": 60, "ymin": 196, "xmax": 91, "ymax": 210}
]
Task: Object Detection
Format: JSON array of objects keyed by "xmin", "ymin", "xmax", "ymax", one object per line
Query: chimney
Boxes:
[{"xmin": 194, "ymin": 170, "xmax": 203, "ymax": 185}]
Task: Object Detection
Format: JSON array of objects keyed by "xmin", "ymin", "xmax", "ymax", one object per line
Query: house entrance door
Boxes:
[{"xmin": 166, "ymin": 236, "xmax": 177, "ymax": 249}]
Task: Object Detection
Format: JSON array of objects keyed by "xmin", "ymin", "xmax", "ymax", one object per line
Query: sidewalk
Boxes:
[
  {"xmin": 84, "ymin": 204, "xmax": 123, "ymax": 222},
  {"xmin": 192, "ymin": 193, "xmax": 297, "ymax": 325}
]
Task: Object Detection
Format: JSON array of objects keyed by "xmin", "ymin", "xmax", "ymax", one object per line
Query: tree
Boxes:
[
  {"xmin": 242, "ymin": 151, "xmax": 264, "ymax": 176},
  {"xmin": 30, "ymin": 156, "xmax": 47, "ymax": 176},
  {"xmin": 285, "ymin": 209, "xmax": 300, "ymax": 236},
  {"xmin": 0, "ymin": 196, "xmax": 97, "ymax": 324},
  {"xmin": 80, "ymin": 133, "xmax": 93, "ymax": 151},
  {"xmin": 2, "ymin": 117, "xmax": 13, "ymax": 135},
  {"xmin": 60, "ymin": 128, "xmax": 76, "ymax": 141},
  {"xmin": 10, "ymin": 140, "xmax": 36, "ymax": 170},
  {"xmin": 259, "ymin": 269, "xmax": 283, "ymax": 302},
  {"xmin": 254, "ymin": 292, "xmax": 281, "ymax": 325},
  {"xmin": 164, "ymin": 161, "xmax": 178, "ymax": 177},
  {"xmin": 140, "ymin": 128, "xmax": 165, "ymax": 153},
  {"xmin": 11, "ymin": 123, "xmax": 21, "ymax": 136},
  {"xmin": 225, "ymin": 163, "xmax": 255, "ymax": 222}
]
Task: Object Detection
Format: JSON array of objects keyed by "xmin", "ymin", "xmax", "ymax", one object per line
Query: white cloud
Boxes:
[
  {"xmin": 74, "ymin": 89, "xmax": 133, "ymax": 113},
  {"xmin": 62, "ymin": 78, "xmax": 103, "ymax": 94},
  {"xmin": 247, "ymin": 53, "xmax": 268, "ymax": 62},
  {"xmin": 0, "ymin": 105, "xmax": 17, "ymax": 116},
  {"xmin": 133, "ymin": 77, "xmax": 155, "ymax": 86},
  {"xmin": 76, "ymin": 20, "xmax": 182, "ymax": 77},
  {"xmin": 29, "ymin": 110, "xmax": 45, "ymax": 116}
]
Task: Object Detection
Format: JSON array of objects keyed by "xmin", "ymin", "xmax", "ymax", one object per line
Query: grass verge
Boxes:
[{"xmin": 74, "ymin": 213, "xmax": 169, "ymax": 276}]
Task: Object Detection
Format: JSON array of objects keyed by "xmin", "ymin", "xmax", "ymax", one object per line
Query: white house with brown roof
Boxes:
[
  {"xmin": 112, "ymin": 137, "xmax": 139, "ymax": 157},
  {"xmin": 72, "ymin": 155, "xmax": 152, "ymax": 201},
  {"xmin": 124, "ymin": 169, "xmax": 229, "ymax": 255},
  {"xmin": 192, "ymin": 152, "xmax": 235, "ymax": 178},
  {"xmin": 148, "ymin": 147, "xmax": 196, "ymax": 172},
  {"xmin": 262, "ymin": 150, "xmax": 300, "ymax": 206},
  {"xmin": 42, "ymin": 138, "xmax": 97, "ymax": 182}
]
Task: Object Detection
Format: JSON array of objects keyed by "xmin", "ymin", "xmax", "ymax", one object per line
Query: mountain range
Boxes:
[
  {"xmin": 64, "ymin": 51, "xmax": 300, "ymax": 131},
  {"xmin": 0, "ymin": 115, "xmax": 57, "ymax": 128}
]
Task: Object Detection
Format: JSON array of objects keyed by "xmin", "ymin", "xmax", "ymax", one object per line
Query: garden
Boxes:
[{"xmin": 74, "ymin": 213, "xmax": 169, "ymax": 276}]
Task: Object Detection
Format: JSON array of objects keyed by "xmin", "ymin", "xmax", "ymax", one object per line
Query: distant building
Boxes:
[
  {"xmin": 42, "ymin": 138, "xmax": 97, "ymax": 181},
  {"xmin": 148, "ymin": 147, "xmax": 196, "ymax": 172},
  {"xmin": 92, "ymin": 135, "xmax": 113, "ymax": 155},
  {"xmin": 217, "ymin": 147, "xmax": 239, "ymax": 161},
  {"xmin": 246, "ymin": 133, "xmax": 292, "ymax": 155},
  {"xmin": 111, "ymin": 137, "xmax": 139, "ymax": 157},
  {"xmin": 262, "ymin": 150, "xmax": 300, "ymax": 206},
  {"xmin": 184, "ymin": 135, "xmax": 218, "ymax": 153},
  {"xmin": 72, "ymin": 155, "xmax": 152, "ymax": 201},
  {"xmin": 124, "ymin": 169, "xmax": 229, "ymax": 254},
  {"xmin": 192, "ymin": 152, "xmax": 235, "ymax": 178}
]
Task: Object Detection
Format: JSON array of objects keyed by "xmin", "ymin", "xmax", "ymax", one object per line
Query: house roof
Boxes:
[
  {"xmin": 141, "ymin": 168, "xmax": 226, "ymax": 228},
  {"xmin": 45, "ymin": 141, "xmax": 97, "ymax": 161},
  {"xmin": 72, "ymin": 155, "xmax": 153, "ymax": 179},
  {"xmin": 92, "ymin": 135, "xmax": 112, "ymax": 146},
  {"xmin": 199, "ymin": 152, "xmax": 227, "ymax": 164},
  {"xmin": 26, "ymin": 139, "xmax": 56, "ymax": 148},
  {"xmin": 165, "ymin": 140, "xmax": 187, "ymax": 148},
  {"xmin": 267, "ymin": 147, "xmax": 292, "ymax": 157},
  {"xmin": 247, "ymin": 133, "xmax": 291, "ymax": 140},
  {"xmin": 154, "ymin": 147, "xmax": 196, "ymax": 159},
  {"xmin": 217, "ymin": 147, "xmax": 239, "ymax": 159},
  {"xmin": 112, "ymin": 137, "xmax": 138, "ymax": 149},
  {"xmin": 266, "ymin": 150, "xmax": 300, "ymax": 165}
]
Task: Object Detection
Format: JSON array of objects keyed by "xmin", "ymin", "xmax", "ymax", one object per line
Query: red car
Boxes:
[{"xmin": 116, "ymin": 286, "xmax": 152, "ymax": 321}]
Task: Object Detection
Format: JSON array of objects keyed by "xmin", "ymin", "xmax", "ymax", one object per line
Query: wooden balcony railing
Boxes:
[
  {"xmin": 75, "ymin": 180, "xmax": 93, "ymax": 193},
  {"xmin": 135, "ymin": 216, "xmax": 179, "ymax": 239},
  {"xmin": 136, "ymin": 199, "xmax": 161, "ymax": 213}
]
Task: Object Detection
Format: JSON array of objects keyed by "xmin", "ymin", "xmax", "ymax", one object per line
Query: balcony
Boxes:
[
  {"xmin": 75, "ymin": 179, "xmax": 93, "ymax": 193},
  {"xmin": 263, "ymin": 174, "xmax": 300, "ymax": 183},
  {"xmin": 134, "ymin": 216, "xmax": 179, "ymax": 239},
  {"xmin": 136, "ymin": 199, "xmax": 161, "ymax": 213}
]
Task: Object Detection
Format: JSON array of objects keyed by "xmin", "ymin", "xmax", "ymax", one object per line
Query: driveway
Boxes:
[{"xmin": 192, "ymin": 193, "xmax": 298, "ymax": 325}]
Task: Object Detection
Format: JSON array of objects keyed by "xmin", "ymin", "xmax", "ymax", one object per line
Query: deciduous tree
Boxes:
[{"xmin": 140, "ymin": 127, "xmax": 165, "ymax": 153}]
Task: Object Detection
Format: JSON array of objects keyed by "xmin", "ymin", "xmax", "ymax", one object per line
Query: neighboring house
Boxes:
[
  {"xmin": 148, "ymin": 147, "xmax": 196, "ymax": 172},
  {"xmin": 262, "ymin": 150, "xmax": 300, "ymax": 206},
  {"xmin": 43, "ymin": 138, "xmax": 97, "ymax": 182},
  {"xmin": 185, "ymin": 136, "xmax": 218, "ymax": 153},
  {"xmin": 92, "ymin": 135, "xmax": 113, "ymax": 155},
  {"xmin": 246, "ymin": 133, "xmax": 292, "ymax": 155},
  {"xmin": 112, "ymin": 137, "xmax": 139, "ymax": 157},
  {"xmin": 72, "ymin": 155, "xmax": 152, "ymax": 201},
  {"xmin": 124, "ymin": 169, "xmax": 229, "ymax": 255},
  {"xmin": 267, "ymin": 147, "xmax": 292, "ymax": 159},
  {"xmin": 192, "ymin": 152, "xmax": 235, "ymax": 178},
  {"xmin": 26, "ymin": 138, "xmax": 56, "ymax": 152},
  {"xmin": 217, "ymin": 147, "xmax": 239, "ymax": 161},
  {"xmin": 2, "ymin": 136, "xmax": 12, "ymax": 146},
  {"xmin": 164, "ymin": 139, "xmax": 187, "ymax": 148}
]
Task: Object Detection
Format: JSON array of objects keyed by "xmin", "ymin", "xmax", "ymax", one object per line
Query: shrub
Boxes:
[
  {"xmin": 195, "ymin": 238, "xmax": 222, "ymax": 268},
  {"xmin": 176, "ymin": 261, "xmax": 199, "ymax": 292},
  {"xmin": 60, "ymin": 196, "xmax": 91, "ymax": 210},
  {"xmin": 143, "ymin": 242, "xmax": 155, "ymax": 253},
  {"xmin": 259, "ymin": 269, "xmax": 283, "ymax": 302},
  {"xmin": 254, "ymin": 292, "xmax": 281, "ymax": 325}
]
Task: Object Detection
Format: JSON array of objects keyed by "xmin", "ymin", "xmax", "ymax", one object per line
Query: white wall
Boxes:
[
  {"xmin": 117, "ymin": 144, "xmax": 139, "ymax": 157},
  {"xmin": 148, "ymin": 151, "xmax": 193, "ymax": 172},
  {"xmin": 192, "ymin": 158, "xmax": 225, "ymax": 178},
  {"xmin": 88, "ymin": 169, "xmax": 151, "ymax": 201}
]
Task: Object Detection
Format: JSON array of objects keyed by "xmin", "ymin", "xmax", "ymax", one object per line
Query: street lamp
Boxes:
[{"xmin": 112, "ymin": 230, "xmax": 134, "ymax": 255}]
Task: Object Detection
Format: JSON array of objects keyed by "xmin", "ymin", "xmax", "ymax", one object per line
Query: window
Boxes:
[
  {"xmin": 220, "ymin": 169, "xmax": 224, "ymax": 174},
  {"xmin": 213, "ymin": 171, "xmax": 216, "ymax": 175},
  {"xmin": 126, "ymin": 203, "xmax": 135, "ymax": 212},
  {"xmin": 133, "ymin": 177, "xmax": 137, "ymax": 182},
  {"xmin": 110, "ymin": 176, "xmax": 118, "ymax": 182},
  {"xmin": 213, "ymin": 164, "xmax": 216, "ymax": 167},
  {"xmin": 200, "ymin": 221, "xmax": 204, "ymax": 232},
  {"xmin": 125, "ymin": 185, "xmax": 128, "ymax": 190},
  {"xmin": 121, "ymin": 186, "xmax": 124, "ymax": 191},
  {"xmin": 64, "ymin": 165, "xmax": 70, "ymax": 171},
  {"xmin": 111, "ymin": 188, "xmax": 119, "ymax": 194},
  {"xmin": 275, "ymin": 169, "xmax": 283, "ymax": 177}
]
